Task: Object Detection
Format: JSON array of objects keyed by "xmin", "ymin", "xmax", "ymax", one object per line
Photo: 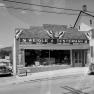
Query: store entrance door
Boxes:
[{"xmin": 73, "ymin": 50, "xmax": 86, "ymax": 67}]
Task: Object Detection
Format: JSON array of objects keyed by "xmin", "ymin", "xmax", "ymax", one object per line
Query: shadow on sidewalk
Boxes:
[
  {"xmin": 0, "ymin": 74, "xmax": 13, "ymax": 77},
  {"xmin": 88, "ymin": 72, "xmax": 94, "ymax": 75}
]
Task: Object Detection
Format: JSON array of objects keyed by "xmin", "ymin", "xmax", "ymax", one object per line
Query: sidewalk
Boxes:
[
  {"xmin": 0, "ymin": 67, "xmax": 89, "ymax": 86},
  {"xmin": 16, "ymin": 67, "xmax": 89, "ymax": 82}
]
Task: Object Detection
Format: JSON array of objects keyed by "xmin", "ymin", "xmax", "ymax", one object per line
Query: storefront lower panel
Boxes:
[{"xmin": 17, "ymin": 64, "xmax": 71, "ymax": 75}]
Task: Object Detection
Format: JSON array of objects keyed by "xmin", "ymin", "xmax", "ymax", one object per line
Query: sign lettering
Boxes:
[{"xmin": 20, "ymin": 38, "xmax": 89, "ymax": 44}]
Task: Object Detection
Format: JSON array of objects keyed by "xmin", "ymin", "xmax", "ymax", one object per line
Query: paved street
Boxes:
[
  {"xmin": 0, "ymin": 75, "xmax": 16, "ymax": 86},
  {"xmin": 0, "ymin": 74, "xmax": 84, "ymax": 94},
  {"xmin": 0, "ymin": 73, "xmax": 94, "ymax": 94},
  {"xmin": 0, "ymin": 67, "xmax": 94, "ymax": 94}
]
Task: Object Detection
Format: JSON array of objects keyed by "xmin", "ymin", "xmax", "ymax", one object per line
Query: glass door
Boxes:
[{"xmin": 73, "ymin": 50, "xmax": 85, "ymax": 67}]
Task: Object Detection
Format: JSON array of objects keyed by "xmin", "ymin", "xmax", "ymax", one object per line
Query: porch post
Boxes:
[
  {"xmin": 21, "ymin": 49, "xmax": 25, "ymax": 67},
  {"xmin": 87, "ymin": 49, "xmax": 91, "ymax": 66},
  {"xmin": 83, "ymin": 50, "xmax": 86, "ymax": 66},
  {"xmin": 49, "ymin": 49, "xmax": 50, "ymax": 65},
  {"xmin": 70, "ymin": 50, "xmax": 73, "ymax": 66},
  {"xmin": 13, "ymin": 36, "xmax": 16, "ymax": 75},
  {"xmin": 19, "ymin": 49, "xmax": 25, "ymax": 67}
]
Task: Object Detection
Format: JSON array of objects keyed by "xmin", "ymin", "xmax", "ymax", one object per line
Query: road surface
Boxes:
[{"xmin": 0, "ymin": 73, "xmax": 94, "ymax": 94}]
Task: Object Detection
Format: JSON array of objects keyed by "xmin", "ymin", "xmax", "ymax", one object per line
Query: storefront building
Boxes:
[{"xmin": 13, "ymin": 24, "xmax": 90, "ymax": 75}]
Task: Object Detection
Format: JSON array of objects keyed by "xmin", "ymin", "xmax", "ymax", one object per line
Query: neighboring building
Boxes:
[
  {"xmin": 13, "ymin": 24, "xmax": 90, "ymax": 75},
  {"xmin": 0, "ymin": 47, "xmax": 13, "ymax": 68}
]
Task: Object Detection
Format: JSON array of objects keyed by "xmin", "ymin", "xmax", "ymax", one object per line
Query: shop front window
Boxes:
[{"xmin": 25, "ymin": 49, "xmax": 70, "ymax": 67}]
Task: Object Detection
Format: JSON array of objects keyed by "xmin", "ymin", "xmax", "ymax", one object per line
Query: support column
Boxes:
[
  {"xmin": 13, "ymin": 35, "xmax": 20, "ymax": 75},
  {"xmin": 49, "ymin": 49, "xmax": 50, "ymax": 65},
  {"xmin": 87, "ymin": 49, "xmax": 91, "ymax": 66},
  {"xmin": 83, "ymin": 50, "xmax": 86, "ymax": 67},
  {"xmin": 70, "ymin": 50, "xmax": 73, "ymax": 66},
  {"xmin": 19, "ymin": 49, "xmax": 25, "ymax": 67},
  {"xmin": 21, "ymin": 49, "xmax": 25, "ymax": 67},
  {"xmin": 83, "ymin": 50, "xmax": 85, "ymax": 67},
  {"xmin": 13, "ymin": 36, "xmax": 17, "ymax": 75}
]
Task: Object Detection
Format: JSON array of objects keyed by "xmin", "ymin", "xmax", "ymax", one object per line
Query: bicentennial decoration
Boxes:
[
  {"xmin": 58, "ymin": 31, "xmax": 65, "ymax": 39},
  {"xmin": 85, "ymin": 31, "xmax": 92, "ymax": 40},
  {"xmin": 15, "ymin": 29, "xmax": 23, "ymax": 39},
  {"xmin": 45, "ymin": 30, "xmax": 65, "ymax": 39},
  {"xmin": 45, "ymin": 30, "xmax": 53, "ymax": 38}
]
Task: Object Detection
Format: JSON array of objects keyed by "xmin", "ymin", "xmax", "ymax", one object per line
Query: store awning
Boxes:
[{"xmin": 19, "ymin": 44, "xmax": 89, "ymax": 50}]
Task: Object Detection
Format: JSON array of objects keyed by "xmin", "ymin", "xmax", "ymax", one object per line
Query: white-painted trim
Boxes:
[{"xmin": 13, "ymin": 36, "xmax": 16, "ymax": 75}]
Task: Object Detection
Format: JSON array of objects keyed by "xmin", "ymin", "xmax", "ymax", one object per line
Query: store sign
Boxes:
[{"xmin": 20, "ymin": 38, "xmax": 89, "ymax": 44}]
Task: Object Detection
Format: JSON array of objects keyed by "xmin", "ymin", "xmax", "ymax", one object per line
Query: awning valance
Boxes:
[{"xmin": 19, "ymin": 44, "xmax": 89, "ymax": 50}]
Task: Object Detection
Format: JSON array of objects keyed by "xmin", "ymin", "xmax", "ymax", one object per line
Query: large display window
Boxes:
[{"xmin": 25, "ymin": 49, "xmax": 70, "ymax": 67}]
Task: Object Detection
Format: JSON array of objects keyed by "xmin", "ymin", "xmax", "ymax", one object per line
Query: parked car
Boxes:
[
  {"xmin": 88, "ymin": 63, "xmax": 94, "ymax": 75},
  {"xmin": 0, "ymin": 65, "xmax": 12, "ymax": 76}
]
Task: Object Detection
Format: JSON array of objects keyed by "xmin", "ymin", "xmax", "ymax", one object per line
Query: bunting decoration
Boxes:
[
  {"xmin": 58, "ymin": 31, "xmax": 65, "ymax": 39},
  {"xmin": 53, "ymin": 31, "xmax": 65, "ymax": 39},
  {"xmin": 46, "ymin": 30, "xmax": 65, "ymax": 39},
  {"xmin": 85, "ymin": 31, "xmax": 92, "ymax": 40},
  {"xmin": 15, "ymin": 29, "xmax": 23, "ymax": 39},
  {"xmin": 45, "ymin": 30, "xmax": 54, "ymax": 38}
]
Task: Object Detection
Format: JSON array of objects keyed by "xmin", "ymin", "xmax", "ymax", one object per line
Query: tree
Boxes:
[{"xmin": 0, "ymin": 50, "xmax": 9, "ymax": 58}]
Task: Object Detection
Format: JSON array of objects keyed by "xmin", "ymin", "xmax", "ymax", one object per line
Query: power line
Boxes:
[
  {"xmin": 0, "ymin": 5, "xmax": 92, "ymax": 16},
  {"xmin": 3, "ymin": 0, "xmax": 80, "ymax": 12},
  {"xmin": 1, "ymin": 0, "xmax": 94, "ymax": 16},
  {"xmin": 0, "ymin": 6, "xmax": 78, "ymax": 15},
  {"xmin": 3, "ymin": 0, "xmax": 94, "ymax": 14}
]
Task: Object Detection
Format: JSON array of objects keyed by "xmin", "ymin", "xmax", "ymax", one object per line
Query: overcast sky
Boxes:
[{"xmin": 0, "ymin": 0, "xmax": 94, "ymax": 48}]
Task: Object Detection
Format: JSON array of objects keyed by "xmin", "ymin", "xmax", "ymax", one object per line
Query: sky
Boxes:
[{"xmin": 0, "ymin": 0, "xmax": 94, "ymax": 48}]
